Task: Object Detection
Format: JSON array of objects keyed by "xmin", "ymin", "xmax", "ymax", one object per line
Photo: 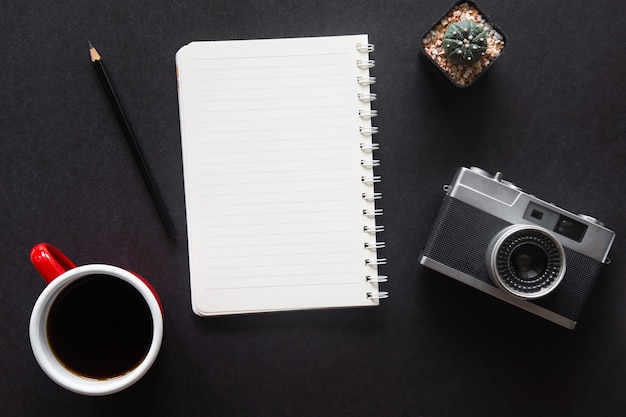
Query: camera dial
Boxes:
[
  {"xmin": 486, "ymin": 225, "xmax": 566, "ymax": 299},
  {"xmin": 578, "ymin": 214, "xmax": 604, "ymax": 227},
  {"xmin": 469, "ymin": 166, "xmax": 491, "ymax": 176},
  {"xmin": 500, "ymin": 179, "xmax": 522, "ymax": 191}
]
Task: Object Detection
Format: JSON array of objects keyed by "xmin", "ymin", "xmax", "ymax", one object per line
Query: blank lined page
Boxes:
[{"xmin": 176, "ymin": 35, "xmax": 383, "ymax": 315}]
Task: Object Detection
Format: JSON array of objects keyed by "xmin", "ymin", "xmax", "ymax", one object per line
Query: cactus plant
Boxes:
[{"xmin": 442, "ymin": 20, "xmax": 488, "ymax": 65}]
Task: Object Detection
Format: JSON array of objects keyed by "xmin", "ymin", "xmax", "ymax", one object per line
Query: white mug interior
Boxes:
[{"xmin": 29, "ymin": 264, "xmax": 163, "ymax": 396}]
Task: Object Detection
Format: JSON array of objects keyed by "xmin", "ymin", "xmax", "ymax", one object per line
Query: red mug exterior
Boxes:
[{"xmin": 30, "ymin": 243, "xmax": 77, "ymax": 283}]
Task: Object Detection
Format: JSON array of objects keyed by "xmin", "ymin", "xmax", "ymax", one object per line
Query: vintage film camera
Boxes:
[{"xmin": 420, "ymin": 167, "xmax": 615, "ymax": 329}]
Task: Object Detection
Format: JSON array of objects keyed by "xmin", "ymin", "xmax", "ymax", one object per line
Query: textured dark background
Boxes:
[{"xmin": 2, "ymin": 1, "xmax": 625, "ymax": 416}]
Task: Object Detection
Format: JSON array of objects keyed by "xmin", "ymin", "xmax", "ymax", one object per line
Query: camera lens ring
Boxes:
[{"xmin": 486, "ymin": 225, "xmax": 566, "ymax": 299}]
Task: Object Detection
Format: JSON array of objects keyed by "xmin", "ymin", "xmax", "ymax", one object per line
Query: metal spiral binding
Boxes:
[
  {"xmin": 358, "ymin": 109, "xmax": 378, "ymax": 119},
  {"xmin": 356, "ymin": 59, "xmax": 376, "ymax": 69},
  {"xmin": 367, "ymin": 291, "xmax": 389, "ymax": 299},
  {"xmin": 357, "ymin": 76, "xmax": 376, "ymax": 85},
  {"xmin": 360, "ymin": 143, "xmax": 379, "ymax": 152},
  {"xmin": 363, "ymin": 208, "xmax": 383, "ymax": 217},
  {"xmin": 361, "ymin": 159, "xmax": 380, "ymax": 168},
  {"xmin": 358, "ymin": 92, "xmax": 377, "ymax": 102},
  {"xmin": 361, "ymin": 175, "xmax": 381, "ymax": 184},
  {"xmin": 359, "ymin": 142, "xmax": 379, "ymax": 152},
  {"xmin": 366, "ymin": 275, "xmax": 388, "ymax": 283},
  {"xmin": 356, "ymin": 42, "xmax": 375, "ymax": 53},
  {"xmin": 362, "ymin": 192, "xmax": 382, "ymax": 201},
  {"xmin": 365, "ymin": 241, "xmax": 385, "ymax": 249},
  {"xmin": 359, "ymin": 126, "xmax": 379, "ymax": 136},
  {"xmin": 358, "ymin": 40, "xmax": 386, "ymax": 301}
]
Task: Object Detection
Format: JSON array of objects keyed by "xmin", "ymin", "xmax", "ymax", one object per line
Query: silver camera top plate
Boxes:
[{"xmin": 447, "ymin": 167, "xmax": 615, "ymax": 263}]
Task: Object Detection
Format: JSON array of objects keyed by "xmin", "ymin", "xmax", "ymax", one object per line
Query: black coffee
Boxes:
[{"xmin": 46, "ymin": 274, "xmax": 154, "ymax": 379}]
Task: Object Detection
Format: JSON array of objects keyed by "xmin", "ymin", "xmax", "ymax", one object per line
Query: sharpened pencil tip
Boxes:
[{"xmin": 88, "ymin": 41, "xmax": 101, "ymax": 62}]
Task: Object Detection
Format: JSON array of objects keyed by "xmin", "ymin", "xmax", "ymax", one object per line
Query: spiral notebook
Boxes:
[{"xmin": 176, "ymin": 34, "xmax": 386, "ymax": 315}]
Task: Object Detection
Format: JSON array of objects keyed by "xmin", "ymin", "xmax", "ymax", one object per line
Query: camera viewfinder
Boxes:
[{"xmin": 554, "ymin": 216, "xmax": 587, "ymax": 242}]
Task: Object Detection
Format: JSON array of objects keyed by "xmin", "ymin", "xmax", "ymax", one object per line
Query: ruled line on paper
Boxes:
[
  {"xmin": 194, "ymin": 51, "xmax": 349, "ymax": 60},
  {"xmin": 202, "ymin": 281, "xmax": 361, "ymax": 291},
  {"xmin": 197, "ymin": 104, "xmax": 351, "ymax": 113}
]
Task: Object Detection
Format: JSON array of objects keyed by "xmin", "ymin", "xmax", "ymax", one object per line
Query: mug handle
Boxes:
[{"xmin": 30, "ymin": 243, "xmax": 77, "ymax": 284}]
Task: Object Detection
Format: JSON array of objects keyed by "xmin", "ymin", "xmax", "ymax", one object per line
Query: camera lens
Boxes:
[
  {"xmin": 510, "ymin": 243, "xmax": 548, "ymax": 280},
  {"xmin": 486, "ymin": 225, "xmax": 566, "ymax": 299}
]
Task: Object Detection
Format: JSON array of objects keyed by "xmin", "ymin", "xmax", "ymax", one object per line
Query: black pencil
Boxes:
[{"xmin": 89, "ymin": 42, "xmax": 177, "ymax": 239}]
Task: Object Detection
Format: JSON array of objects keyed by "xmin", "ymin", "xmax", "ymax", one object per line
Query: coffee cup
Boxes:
[{"xmin": 29, "ymin": 243, "xmax": 163, "ymax": 396}]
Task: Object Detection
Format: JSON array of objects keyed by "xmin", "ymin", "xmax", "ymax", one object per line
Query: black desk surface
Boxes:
[{"xmin": 2, "ymin": 1, "xmax": 625, "ymax": 416}]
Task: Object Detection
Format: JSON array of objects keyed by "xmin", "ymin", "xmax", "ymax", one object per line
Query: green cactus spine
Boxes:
[{"xmin": 443, "ymin": 20, "xmax": 488, "ymax": 65}]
